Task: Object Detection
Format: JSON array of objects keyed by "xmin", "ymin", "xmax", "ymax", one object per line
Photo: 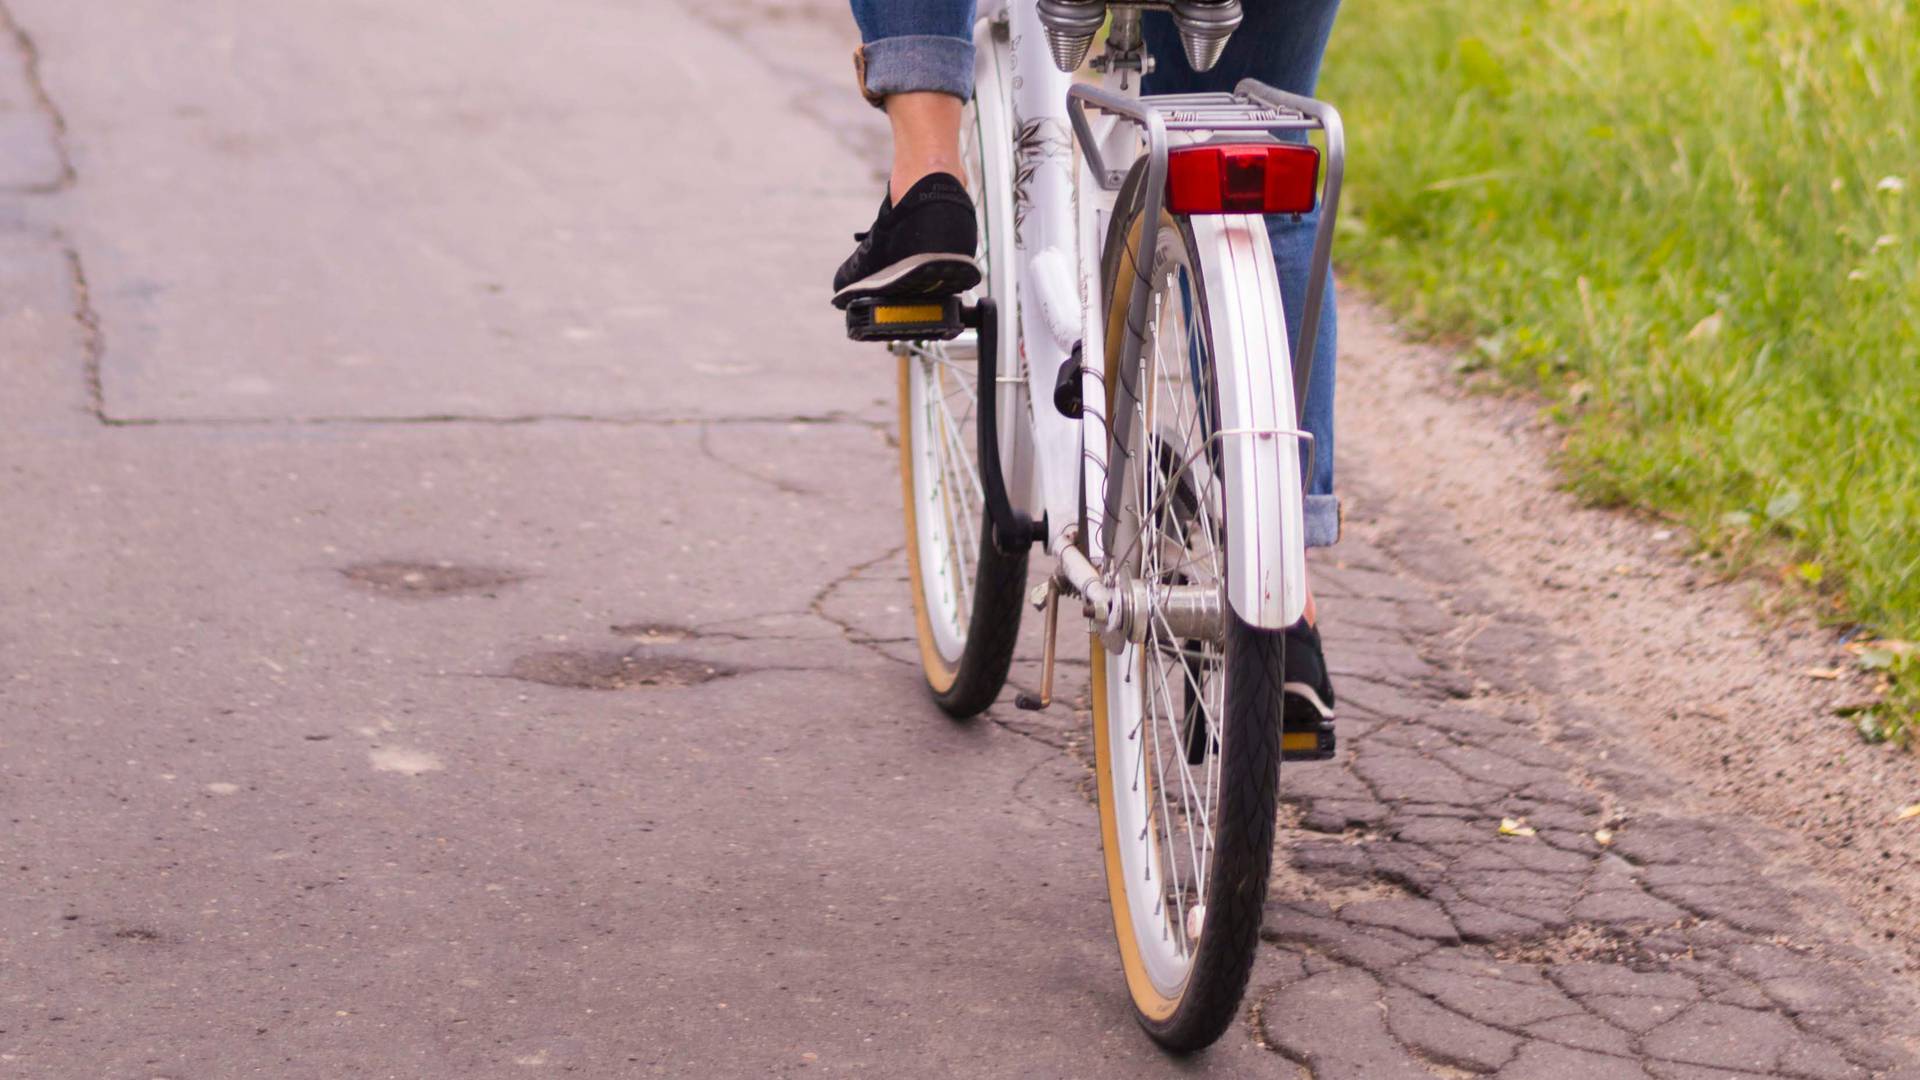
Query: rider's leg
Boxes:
[
  {"xmin": 835, "ymin": 1, "xmax": 982, "ymax": 306},
  {"xmin": 849, "ymin": 0, "xmax": 977, "ymax": 198},
  {"xmin": 1145, "ymin": 2, "xmax": 1343, "ymax": 734},
  {"xmin": 883, "ymin": 92, "xmax": 966, "ymax": 202},
  {"xmin": 1143, "ymin": 0, "xmax": 1343, "ymax": 553}
]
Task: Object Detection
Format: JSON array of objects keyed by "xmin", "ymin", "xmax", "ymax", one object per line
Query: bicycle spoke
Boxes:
[
  {"xmin": 933, "ymin": 381, "xmax": 987, "ymax": 508},
  {"xmin": 920, "ymin": 352, "xmax": 979, "ymax": 630},
  {"xmin": 934, "ymin": 426, "xmax": 974, "ymax": 620},
  {"xmin": 1106, "ymin": 247, "xmax": 1233, "ymax": 969},
  {"xmin": 1144, "ymin": 645, "xmax": 1202, "ymax": 932},
  {"xmin": 1089, "ymin": 125, "xmax": 1305, "ymax": 1043}
]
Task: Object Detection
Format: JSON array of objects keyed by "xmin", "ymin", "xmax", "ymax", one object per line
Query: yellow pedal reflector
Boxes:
[
  {"xmin": 1281, "ymin": 731, "xmax": 1321, "ymax": 753},
  {"xmin": 872, "ymin": 303, "xmax": 947, "ymax": 325}
]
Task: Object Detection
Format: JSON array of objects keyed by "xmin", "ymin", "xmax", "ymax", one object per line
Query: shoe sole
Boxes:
[
  {"xmin": 832, "ymin": 254, "xmax": 983, "ymax": 310},
  {"xmin": 1283, "ymin": 681, "xmax": 1335, "ymax": 723}
]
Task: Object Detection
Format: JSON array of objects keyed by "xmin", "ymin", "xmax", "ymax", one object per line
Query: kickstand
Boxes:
[{"xmin": 1014, "ymin": 581, "xmax": 1061, "ymax": 711}]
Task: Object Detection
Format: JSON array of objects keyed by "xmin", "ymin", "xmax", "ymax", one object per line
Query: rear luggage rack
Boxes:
[{"xmin": 1066, "ymin": 81, "xmax": 1344, "ymax": 425}]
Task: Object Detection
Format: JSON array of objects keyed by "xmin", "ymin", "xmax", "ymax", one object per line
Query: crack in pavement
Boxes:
[
  {"xmin": 697, "ymin": 421, "xmax": 817, "ymax": 496},
  {"xmin": 62, "ymin": 236, "xmax": 104, "ymax": 421},
  {"xmin": 14, "ymin": 0, "xmax": 896, "ymax": 438},
  {"xmin": 806, "ymin": 543, "xmax": 919, "ymax": 670},
  {"xmin": 0, "ymin": 0, "xmax": 76, "ymax": 193},
  {"xmin": 793, "ymin": 458, "xmax": 1919, "ymax": 1075},
  {"xmin": 81, "ymin": 409, "xmax": 895, "ymax": 431},
  {"xmin": 43, "ymin": 185, "xmax": 885, "ymax": 432},
  {"xmin": 807, "ymin": 540, "xmax": 1100, "ymax": 784},
  {"xmin": 57, "ymin": 221, "xmax": 889, "ymax": 433},
  {"xmin": 1245, "ymin": 514, "xmax": 1919, "ymax": 1079},
  {"xmin": 824, "ymin": 482, "xmax": 1920, "ymax": 1074}
]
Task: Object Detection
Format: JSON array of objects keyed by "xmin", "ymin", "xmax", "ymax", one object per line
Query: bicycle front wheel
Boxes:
[
  {"xmin": 1089, "ymin": 201, "xmax": 1287, "ymax": 1051},
  {"xmin": 896, "ymin": 19, "xmax": 1026, "ymax": 718}
]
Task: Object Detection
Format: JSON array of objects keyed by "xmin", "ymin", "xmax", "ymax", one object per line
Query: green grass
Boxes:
[
  {"xmin": 1319, "ymin": 0, "xmax": 1920, "ymax": 740},
  {"xmin": 1848, "ymin": 646, "xmax": 1919, "ymax": 746}
]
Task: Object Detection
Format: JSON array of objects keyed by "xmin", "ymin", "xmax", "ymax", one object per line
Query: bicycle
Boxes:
[{"xmin": 843, "ymin": 0, "xmax": 1344, "ymax": 1052}]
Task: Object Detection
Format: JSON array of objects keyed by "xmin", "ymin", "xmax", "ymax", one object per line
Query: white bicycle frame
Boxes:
[{"xmin": 978, "ymin": 0, "xmax": 1343, "ymax": 642}]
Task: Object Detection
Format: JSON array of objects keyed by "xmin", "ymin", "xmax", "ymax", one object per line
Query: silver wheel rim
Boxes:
[
  {"xmin": 1103, "ymin": 232, "xmax": 1228, "ymax": 997},
  {"xmin": 905, "ymin": 97, "xmax": 995, "ymax": 665}
]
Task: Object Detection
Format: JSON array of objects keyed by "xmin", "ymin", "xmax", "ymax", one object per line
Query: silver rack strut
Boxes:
[
  {"xmin": 1066, "ymin": 79, "xmax": 1345, "ymax": 497},
  {"xmin": 1240, "ymin": 79, "xmax": 1346, "ymax": 412}
]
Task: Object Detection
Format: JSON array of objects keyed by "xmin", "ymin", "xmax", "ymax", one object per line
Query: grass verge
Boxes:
[{"xmin": 1319, "ymin": 0, "xmax": 1919, "ymax": 742}]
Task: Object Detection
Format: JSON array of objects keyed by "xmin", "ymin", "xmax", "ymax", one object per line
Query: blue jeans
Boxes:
[
  {"xmin": 850, "ymin": 1, "xmax": 1342, "ymax": 546},
  {"xmin": 849, "ymin": 1, "xmax": 978, "ymax": 104},
  {"xmin": 1144, "ymin": 2, "xmax": 1342, "ymax": 546}
]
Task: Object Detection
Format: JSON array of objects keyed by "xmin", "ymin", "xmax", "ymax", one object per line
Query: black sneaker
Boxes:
[
  {"xmin": 832, "ymin": 172, "xmax": 982, "ymax": 310},
  {"xmin": 1282, "ymin": 620, "xmax": 1336, "ymax": 761}
]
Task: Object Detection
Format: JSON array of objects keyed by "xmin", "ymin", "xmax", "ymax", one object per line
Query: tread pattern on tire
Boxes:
[
  {"xmin": 900, "ymin": 70, "xmax": 1028, "ymax": 721},
  {"xmin": 928, "ymin": 523, "xmax": 1028, "ymax": 718},
  {"xmin": 1138, "ymin": 615, "xmax": 1284, "ymax": 1051},
  {"xmin": 1096, "ymin": 175, "xmax": 1287, "ymax": 1051}
]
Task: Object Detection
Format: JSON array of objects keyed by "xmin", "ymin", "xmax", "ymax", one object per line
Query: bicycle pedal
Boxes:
[
  {"xmin": 844, "ymin": 296, "xmax": 967, "ymax": 343},
  {"xmin": 1281, "ymin": 721, "xmax": 1336, "ymax": 762}
]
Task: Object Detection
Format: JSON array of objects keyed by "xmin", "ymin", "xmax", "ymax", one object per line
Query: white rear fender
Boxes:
[{"xmin": 1189, "ymin": 215, "xmax": 1309, "ymax": 630}]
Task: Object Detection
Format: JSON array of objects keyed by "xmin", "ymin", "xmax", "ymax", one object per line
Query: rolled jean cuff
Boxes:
[
  {"xmin": 1305, "ymin": 494, "xmax": 1341, "ymax": 548},
  {"xmin": 855, "ymin": 36, "xmax": 974, "ymax": 106}
]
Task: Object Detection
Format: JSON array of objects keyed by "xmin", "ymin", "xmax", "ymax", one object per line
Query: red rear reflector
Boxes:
[{"xmin": 1165, "ymin": 143, "xmax": 1320, "ymax": 216}]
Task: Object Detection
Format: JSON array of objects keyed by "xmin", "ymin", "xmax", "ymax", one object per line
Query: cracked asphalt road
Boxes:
[{"xmin": 2, "ymin": 1, "xmax": 1915, "ymax": 1077}]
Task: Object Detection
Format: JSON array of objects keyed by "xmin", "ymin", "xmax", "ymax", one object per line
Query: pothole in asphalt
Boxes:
[
  {"xmin": 508, "ymin": 650, "xmax": 733, "ymax": 690},
  {"xmin": 1494, "ymin": 920, "xmax": 1696, "ymax": 967},
  {"xmin": 341, "ymin": 560, "xmax": 526, "ymax": 597},
  {"xmin": 1323, "ymin": 876, "xmax": 1420, "ymax": 910}
]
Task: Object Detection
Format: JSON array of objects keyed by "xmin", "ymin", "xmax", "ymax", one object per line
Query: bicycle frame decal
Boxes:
[{"xmin": 1012, "ymin": 117, "xmax": 1073, "ymax": 235}]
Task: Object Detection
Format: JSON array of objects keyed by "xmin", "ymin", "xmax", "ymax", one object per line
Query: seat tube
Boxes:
[{"xmin": 1008, "ymin": 0, "xmax": 1085, "ymax": 553}]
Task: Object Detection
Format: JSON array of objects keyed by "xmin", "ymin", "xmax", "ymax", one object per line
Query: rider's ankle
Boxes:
[
  {"xmin": 883, "ymin": 91, "xmax": 967, "ymax": 203},
  {"xmin": 890, "ymin": 162, "xmax": 967, "ymax": 203}
]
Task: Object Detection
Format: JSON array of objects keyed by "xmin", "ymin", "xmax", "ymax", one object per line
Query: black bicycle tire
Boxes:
[
  {"xmin": 895, "ymin": 77, "xmax": 1027, "ymax": 720},
  {"xmin": 1092, "ymin": 181, "xmax": 1286, "ymax": 1052}
]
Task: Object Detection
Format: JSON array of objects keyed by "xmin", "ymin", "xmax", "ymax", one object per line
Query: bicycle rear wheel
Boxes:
[
  {"xmin": 896, "ymin": 21, "xmax": 1026, "ymax": 718},
  {"xmin": 1088, "ymin": 200, "xmax": 1287, "ymax": 1051}
]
